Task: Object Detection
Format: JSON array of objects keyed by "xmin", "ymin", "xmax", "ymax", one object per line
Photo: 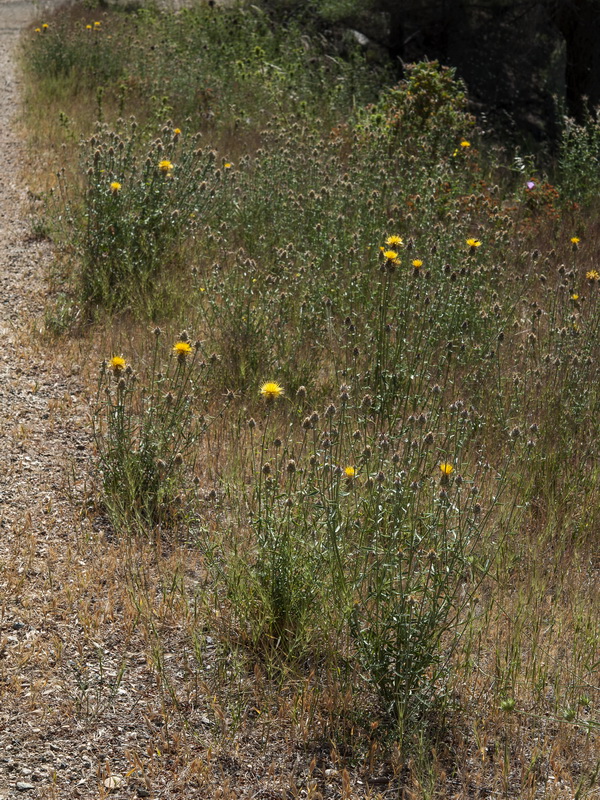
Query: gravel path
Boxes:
[{"xmin": 0, "ymin": 3, "xmax": 123, "ymax": 797}]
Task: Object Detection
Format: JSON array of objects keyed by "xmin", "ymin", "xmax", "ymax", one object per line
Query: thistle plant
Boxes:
[
  {"xmin": 93, "ymin": 331, "xmax": 212, "ymax": 533},
  {"xmin": 58, "ymin": 121, "xmax": 228, "ymax": 311}
]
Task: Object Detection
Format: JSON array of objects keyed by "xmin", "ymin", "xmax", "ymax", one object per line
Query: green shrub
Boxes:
[{"xmin": 559, "ymin": 110, "xmax": 600, "ymax": 205}]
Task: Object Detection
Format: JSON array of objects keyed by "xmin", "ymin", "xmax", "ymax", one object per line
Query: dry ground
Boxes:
[{"xmin": 1, "ymin": 2, "xmax": 599, "ymax": 799}]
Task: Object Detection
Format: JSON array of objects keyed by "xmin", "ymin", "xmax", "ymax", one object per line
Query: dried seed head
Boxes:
[
  {"xmin": 262, "ymin": 463, "xmax": 271, "ymax": 476},
  {"xmin": 296, "ymin": 385, "xmax": 307, "ymax": 401},
  {"xmin": 174, "ymin": 453, "xmax": 183, "ymax": 466},
  {"xmin": 286, "ymin": 459, "xmax": 296, "ymax": 474},
  {"xmin": 248, "ymin": 417, "xmax": 256, "ymax": 430},
  {"xmin": 325, "ymin": 403, "xmax": 337, "ymax": 418}
]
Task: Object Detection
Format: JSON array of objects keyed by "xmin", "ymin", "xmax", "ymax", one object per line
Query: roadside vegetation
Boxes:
[{"xmin": 18, "ymin": 1, "xmax": 600, "ymax": 796}]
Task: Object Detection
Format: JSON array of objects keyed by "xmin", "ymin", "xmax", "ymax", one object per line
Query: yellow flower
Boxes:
[
  {"xmin": 42, "ymin": 23, "xmax": 49, "ymax": 29},
  {"xmin": 85, "ymin": 24, "xmax": 92, "ymax": 30},
  {"xmin": 110, "ymin": 181, "xmax": 122, "ymax": 194},
  {"xmin": 466, "ymin": 238, "xmax": 481, "ymax": 248},
  {"xmin": 385, "ymin": 235, "xmax": 403, "ymax": 247},
  {"xmin": 158, "ymin": 159, "xmax": 174, "ymax": 174},
  {"xmin": 383, "ymin": 250, "xmax": 398, "ymax": 261},
  {"xmin": 35, "ymin": 27, "xmax": 41, "ymax": 33},
  {"xmin": 260, "ymin": 381, "xmax": 284, "ymax": 400},
  {"xmin": 412, "ymin": 259, "xmax": 423, "ymax": 268},
  {"xmin": 344, "ymin": 466, "xmax": 356, "ymax": 478},
  {"xmin": 439, "ymin": 462, "xmax": 454, "ymax": 475},
  {"xmin": 571, "ymin": 294, "xmax": 579, "ymax": 300},
  {"xmin": 571, "ymin": 236, "xmax": 580, "ymax": 244},
  {"xmin": 173, "ymin": 128, "xmax": 181, "ymax": 135},
  {"xmin": 460, "ymin": 140, "xmax": 471, "ymax": 148},
  {"xmin": 224, "ymin": 162, "xmax": 232, "ymax": 169},
  {"xmin": 173, "ymin": 341, "xmax": 192, "ymax": 359},
  {"xmin": 94, "ymin": 21, "xmax": 101, "ymax": 27},
  {"xmin": 109, "ymin": 355, "xmax": 126, "ymax": 374},
  {"xmin": 586, "ymin": 270, "xmax": 599, "ymax": 281}
]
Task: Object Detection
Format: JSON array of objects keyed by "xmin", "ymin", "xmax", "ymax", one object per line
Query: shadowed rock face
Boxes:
[
  {"xmin": 551, "ymin": 0, "xmax": 600, "ymax": 124},
  {"xmin": 295, "ymin": 0, "xmax": 596, "ymax": 143},
  {"xmin": 356, "ymin": 1, "xmax": 566, "ymax": 143}
]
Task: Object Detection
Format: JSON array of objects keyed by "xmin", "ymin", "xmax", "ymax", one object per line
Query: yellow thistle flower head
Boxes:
[
  {"xmin": 460, "ymin": 140, "xmax": 471, "ymax": 148},
  {"xmin": 586, "ymin": 270, "xmax": 599, "ymax": 282},
  {"xmin": 383, "ymin": 250, "xmax": 398, "ymax": 261},
  {"xmin": 35, "ymin": 27, "xmax": 41, "ymax": 33},
  {"xmin": 224, "ymin": 162, "xmax": 232, "ymax": 169},
  {"xmin": 109, "ymin": 355, "xmax": 126, "ymax": 374},
  {"xmin": 94, "ymin": 20, "xmax": 101, "ymax": 27},
  {"xmin": 571, "ymin": 236, "xmax": 580, "ymax": 244},
  {"xmin": 412, "ymin": 259, "xmax": 423, "ymax": 268},
  {"xmin": 42, "ymin": 23, "xmax": 49, "ymax": 29},
  {"xmin": 85, "ymin": 24, "xmax": 92, "ymax": 30},
  {"xmin": 439, "ymin": 462, "xmax": 454, "ymax": 476},
  {"xmin": 385, "ymin": 235, "xmax": 403, "ymax": 247},
  {"xmin": 158, "ymin": 159, "xmax": 174, "ymax": 174},
  {"xmin": 344, "ymin": 466, "xmax": 356, "ymax": 478},
  {"xmin": 173, "ymin": 128, "xmax": 181, "ymax": 136},
  {"xmin": 260, "ymin": 381, "xmax": 284, "ymax": 400},
  {"xmin": 110, "ymin": 181, "xmax": 121, "ymax": 193},
  {"xmin": 571, "ymin": 294, "xmax": 579, "ymax": 301},
  {"xmin": 173, "ymin": 341, "xmax": 192, "ymax": 361},
  {"xmin": 466, "ymin": 238, "xmax": 481, "ymax": 248}
]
